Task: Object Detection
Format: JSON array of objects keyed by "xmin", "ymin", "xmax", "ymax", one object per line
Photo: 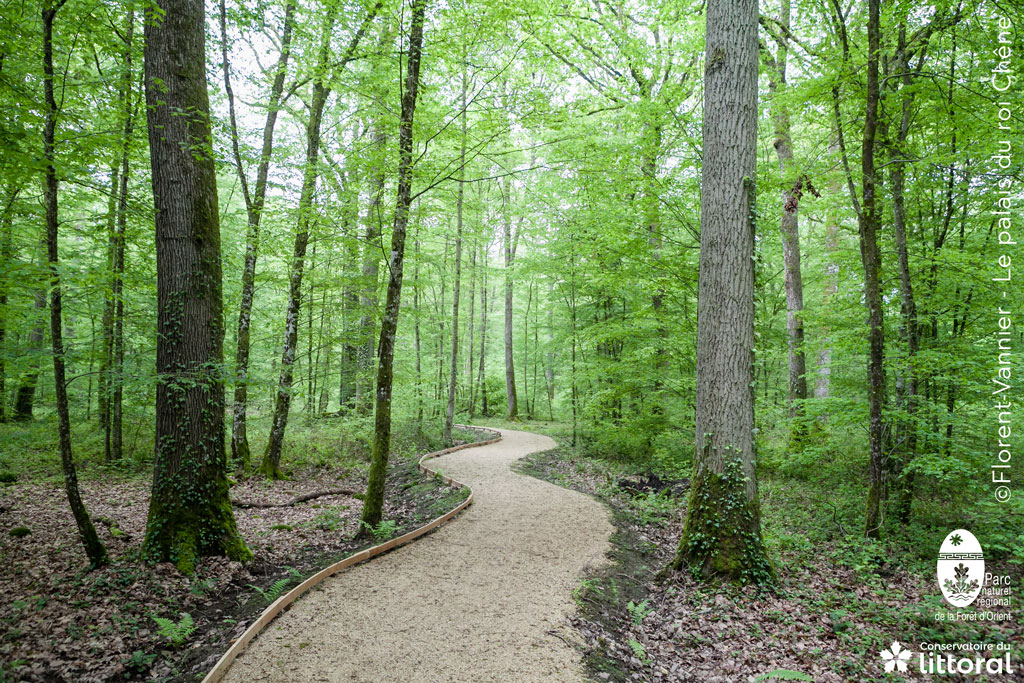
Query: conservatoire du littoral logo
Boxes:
[
  {"xmin": 938, "ymin": 528, "xmax": 984, "ymax": 607},
  {"xmin": 880, "ymin": 641, "xmax": 913, "ymax": 673}
]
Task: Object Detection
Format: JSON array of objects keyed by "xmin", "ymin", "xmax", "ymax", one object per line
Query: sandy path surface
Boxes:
[{"xmin": 222, "ymin": 428, "xmax": 613, "ymax": 683}]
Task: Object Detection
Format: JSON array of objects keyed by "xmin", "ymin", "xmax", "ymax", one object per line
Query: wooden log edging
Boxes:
[{"xmin": 201, "ymin": 425, "xmax": 501, "ymax": 683}]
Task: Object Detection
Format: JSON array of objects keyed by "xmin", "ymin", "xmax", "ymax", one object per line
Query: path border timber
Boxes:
[{"xmin": 202, "ymin": 424, "xmax": 501, "ymax": 683}]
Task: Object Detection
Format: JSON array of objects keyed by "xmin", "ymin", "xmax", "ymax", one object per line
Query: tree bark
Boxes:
[
  {"xmin": 361, "ymin": 0, "xmax": 428, "ymax": 530},
  {"xmin": 0, "ymin": 186, "xmax": 20, "ymax": 422},
  {"xmin": 141, "ymin": 0, "xmax": 250, "ymax": 574},
  {"xmin": 502, "ymin": 178, "xmax": 518, "ymax": 421},
  {"xmin": 261, "ymin": 12, "xmax": 334, "ymax": 479},
  {"xmin": 42, "ymin": 0, "xmax": 108, "ymax": 568},
  {"xmin": 261, "ymin": 4, "xmax": 380, "ymax": 478},
  {"xmin": 222, "ymin": 0, "xmax": 297, "ymax": 469},
  {"xmin": 110, "ymin": 2, "xmax": 135, "ymax": 463},
  {"xmin": 444, "ymin": 59, "xmax": 468, "ymax": 446},
  {"xmin": 477, "ymin": 241, "xmax": 489, "ymax": 416},
  {"xmin": 673, "ymin": 0, "xmax": 773, "ymax": 584},
  {"xmin": 860, "ymin": 0, "xmax": 886, "ymax": 539},
  {"xmin": 766, "ymin": 0, "xmax": 808, "ymax": 434}
]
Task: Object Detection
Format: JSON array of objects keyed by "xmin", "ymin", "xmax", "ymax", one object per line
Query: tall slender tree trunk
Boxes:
[
  {"xmin": 42, "ymin": 0, "xmax": 108, "ymax": 568},
  {"xmin": 261, "ymin": 5, "xmax": 379, "ymax": 478},
  {"xmin": 673, "ymin": 0, "xmax": 773, "ymax": 584},
  {"xmin": 0, "ymin": 186, "xmax": 20, "ymax": 423},
  {"xmin": 13, "ymin": 282, "xmax": 45, "ymax": 421},
  {"xmin": 141, "ymin": 0, "xmax": 250, "ymax": 573},
  {"xmin": 361, "ymin": 0, "xmax": 427, "ymax": 530},
  {"xmin": 767, "ymin": 0, "xmax": 807, "ymax": 435},
  {"xmin": 222, "ymin": 0, "xmax": 297, "ymax": 469},
  {"xmin": 414, "ymin": 234, "xmax": 423, "ymax": 426},
  {"xmin": 262, "ymin": 12, "xmax": 334, "ymax": 479},
  {"xmin": 860, "ymin": 0, "xmax": 886, "ymax": 539},
  {"xmin": 357, "ymin": 30, "xmax": 391, "ymax": 410},
  {"xmin": 477, "ymin": 242, "xmax": 489, "ymax": 416},
  {"xmin": 444, "ymin": 59, "xmax": 468, "ymax": 446},
  {"xmin": 816, "ymin": 133, "xmax": 841, "ymax": 403},
  {"xmin": 110, "ymin": 3, "xmax": 135, "ymax": 463},
  {"xmin": 502, "ymin": 180, "xmax": 518, "ymax": 421}
]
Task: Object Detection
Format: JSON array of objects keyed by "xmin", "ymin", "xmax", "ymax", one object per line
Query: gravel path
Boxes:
[{"xmin": 222, "ymin": 428, "xmax": 613, "ymax": 682}]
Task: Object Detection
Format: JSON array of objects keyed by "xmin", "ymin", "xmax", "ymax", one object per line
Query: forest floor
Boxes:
[
  {"xmin": 220, "ymin": 428, "xmax": 614, "ymax": 683},
  {"xmin": 0, "ymin": 421, "xmax": 481, "ymax": 682},
  {"xmin": 512, "ymin": 441, "xmax": 1024, "ymax": 683}
]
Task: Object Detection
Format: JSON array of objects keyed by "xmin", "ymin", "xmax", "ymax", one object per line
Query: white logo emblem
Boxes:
[
  {"xmin": 880, "ymin": 641, "xmax": 913, "ymax": 673},
  {"xmin": 937, "ymin": 529, "xmax": 984, "ymax": 607}
]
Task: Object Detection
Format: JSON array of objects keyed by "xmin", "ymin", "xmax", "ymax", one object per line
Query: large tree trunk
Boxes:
[
  {"xmin": 443, "ymin": 60, "xmax": 468, "ymax": 446},
  {"xmin": 673, "ymin": 0, "xmax": 773, "ymax": 584},
  {"xmin": 767, "ymin": 0, "xmax": 807, "ymax": 434},
  {"xmin": 222, "ymin": 0, "xmax": 297, "ymax": 469},
  {"xmin": 361, "ymin": 0, "xmax": 427, "ymax": 530},
  {"xmin": 42, "ymin": 0, "xmax": 108, "ymax": 568},
  {"xmin": 860, "ymin": 0, "xmax": 886, "ymax": 540},
  {"xmin": 141, "ymin": 0, "xmax": 250, "ymax": 574}
]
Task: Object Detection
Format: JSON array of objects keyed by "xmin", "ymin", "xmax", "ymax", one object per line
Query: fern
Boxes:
[
  {"xmin": 151, "ymin": 612, "xmax": 195, "ymax": 647},
  {"xmin": 753, "ymin": 670, "xmax": 814, "ymax": 682},
  {"xmin": 627, "ymin": 638, "xmax": 651, "ymax": 665},
  {"xmin": 249, "ymin": 577, "xmax": 291, "ymax": 604},
  {"xmin": 626, "ymin": 598, "xmax": 653, "ymax": 625}
]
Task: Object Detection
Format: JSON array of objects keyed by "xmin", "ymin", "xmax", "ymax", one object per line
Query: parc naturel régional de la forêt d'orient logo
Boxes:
[{"xmin": 938, "ymin": 528, "xmax": 984, "ymax": 607}]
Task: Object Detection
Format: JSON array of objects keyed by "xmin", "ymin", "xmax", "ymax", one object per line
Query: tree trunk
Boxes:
[
  {"xmin": 673, "ymin": 0, "xmax": 773, "ymax": 584},
  {"xmin": 13, "ymin": 283, "xmax": 45, "ymax": 421},
  {"xmin": 110, "ymin": 3, "xmax": 135, "ymax": 463},
  {"xmin": 816, "ymin": 132, "xmax": 840, "ymax": 403},
  {"xmin": 356, "ymin": 32, "xmax": 391, "ymax": 410},
  {"xmin": 261, "ymin": 12, "xmax": 334, "ymax": 479},
  {"xmin": 0, "ymin": 186, "xmax": 19, "ymax": 423},
  {"xmin": 42, "ymin": 0, "xmax": 109, "ymax": 568},
  {"xmin": 361, "ymin": 0, "xmax": 428, "ymax": 530},
  {"xmin": 261, "ymin": 4, "xmax": 379, "ymax": 477},
  {"xmin": 141, "ymin": 0, "xmax": 250, "ymax": 574},
  {"xmin": 444, "ymin": 59, "xmax": 468, "ymax": 446},
  {"xmin": 860, "ymin": 0, "xmax": 886, "ymax": 540},
  {"xmin": 767, "ymin": 0, "xmax": 807, "ymax": 436},
  {"xmin": 222, "ymin": 0, "xmax": 297, "ymax": 469},
  {"xmin": 478, "ymin": 242, "xmax": 489, "ymax": 416},
  {"xmin": 503, "ymin": 179, "xmax": 518, "ymax": 421}
]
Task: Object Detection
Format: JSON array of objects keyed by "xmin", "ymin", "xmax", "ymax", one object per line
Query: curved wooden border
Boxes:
[{"xmin": 201, "ymin": 424, "xmax": 500, "ymax": 683}]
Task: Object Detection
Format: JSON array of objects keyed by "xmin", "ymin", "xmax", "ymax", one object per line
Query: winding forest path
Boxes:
[{"xmin": 222, "ymin": 428, "xmax": 613, "ymax": 682}]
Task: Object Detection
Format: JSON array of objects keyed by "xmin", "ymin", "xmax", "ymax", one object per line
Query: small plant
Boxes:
[
  {"xmin": 752, "ymin": 670, "xmax": 813, "ymax": 682},
  {"xmin": 189, "ymin": 577, "xmax": 217, "ymax": 596},
  {"xmin": 628, "ymin": 638, "xmax": 651, "ymax": 665},
  {"xmin": 626, "ymin": 598, "xmax": 653, "ymax": 626},
  {"xmin": 572, "ymin": 578, "xmax": 598, "ymax": 609},
  {"xmin": 151, "ymin": 612, "xmax": 195, "ymax": 647},
  {"xmin": 122, "ymin": 650, "xmax": 157, "ymax": 674},
  {"xmin": 360, "ymin": 519, "xmax": 400, "ymax": 542},
  {"xmin": 8, "ymin": 527, "xmax": 30, "ymax": 538},
  {"xmin": 249, "ymin": 567, "xmax": 302, "ymax": 604},
  {"xmin": 250, "ymin": 577, "xmax": 291, "ymax": 604},
  {"xmin": 305, "ymin": 506, "xmax": 346, "ymax": 531},
  {"xmin": 0, "ymin": 471, "xmax": 17, "ymax": 484}
]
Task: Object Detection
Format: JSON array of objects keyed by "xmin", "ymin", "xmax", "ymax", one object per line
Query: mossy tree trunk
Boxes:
[
  {"xmin": 141, "ymin": 0, "xmax": 250, "ymax": 574},
  {"xmin": 672, "ymin": 0, "xmax": 773, "ymax": 586},
  {"xmin": 361, "ymin": 0, "xmax": 428, "ymax": 530}
]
